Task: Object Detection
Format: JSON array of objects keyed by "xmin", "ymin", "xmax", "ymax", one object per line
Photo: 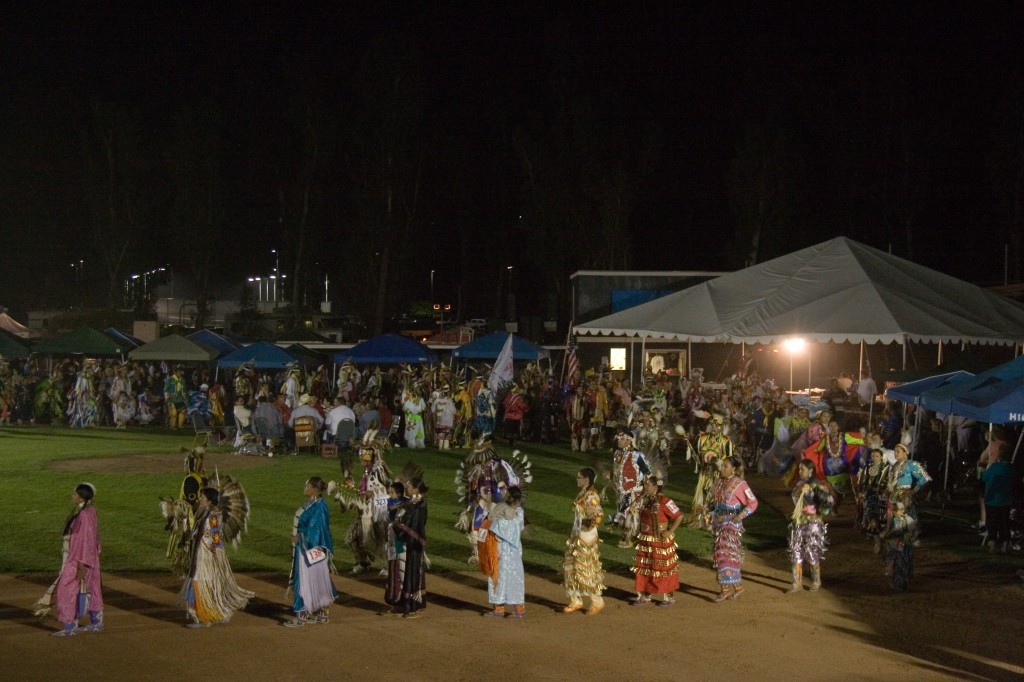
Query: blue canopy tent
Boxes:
[
  {"xmin": 104, "ymin": 327, "xmax": 144, "ymax": 349},
  {"xmin": 949, "ymin": 375, "xmax": 1024, "ymax": 424},
  {"xmin": 887, "ymin": 370, "xmax": 977, "ymax": 482},
  {"xmin": 188, "ymin": 329, "xmax": 239, "ymax": 358},
  {"xmin": 920, "ymin": 355, "xmax": 1024, "ymax": 414},
  {"xmin": 218, "ymin": 341, "xmax": 298, "ymax": 369},
  {"xmin": 334, "ymin": 333, "xmax": 436, "ymax": 365},
  {"xmin": 885, "ymin": 371, "xmax": 976, "ymax": 406},
  {"xmin": 917, "ymin": 355, "xmax": 1024, "ymax": 473},
  {"xmin": 949, "ymin": 375, "xmax": 1024, "ymax": 463},
  {"xmin": 451, "ymin": 332, "xmax": 551, "ymax": 361}
]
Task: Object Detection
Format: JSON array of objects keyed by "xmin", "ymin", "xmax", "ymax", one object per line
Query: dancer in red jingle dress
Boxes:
[{"xmin": 631, "ymin": 476, "xmax": 683, "ymax": 606}]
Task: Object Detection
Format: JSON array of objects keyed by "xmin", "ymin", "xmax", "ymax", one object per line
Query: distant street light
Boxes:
[
  {"xmin": 272, "ymin": 248, "xmax": 279, "ymax": 301},
  {"xmin": 247, "ymin": 276, "xmax": 263, "ymax": 302}
]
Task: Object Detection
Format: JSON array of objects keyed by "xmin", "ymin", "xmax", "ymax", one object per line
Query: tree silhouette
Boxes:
[
  {"xmin": 166, "ymin": 102, "xmax": 225, "ymax": 328},
  {"xmin": 80, "ymin": 100, "xmax": 150, "ymax": 309}
]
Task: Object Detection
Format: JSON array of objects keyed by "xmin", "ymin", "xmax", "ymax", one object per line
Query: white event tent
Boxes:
[{"xmin": 574, "ymin": 237, "xmax": 1024, "ymax": 352}]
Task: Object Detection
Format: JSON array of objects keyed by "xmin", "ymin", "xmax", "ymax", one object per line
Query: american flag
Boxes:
[{"xmin": 566, "ymin": 333, "xmax": 579, "ymax": 385}]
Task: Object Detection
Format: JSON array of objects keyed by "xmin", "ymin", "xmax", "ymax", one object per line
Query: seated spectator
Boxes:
[
  {"xmin": 324, "ymin": 397, "xmax": 356, "ymax": 442},
  {"xmin": 288, "ymin": 393, "xmax": 324, "ymax": 429},
  {"xmin": 359, "ymin": 400, "xmax": 381, "ymax": 436},
  {"xmin": 274, "ymin": 393, "xmax": 292, "ymax": 426},
  {"xmin": 233, "ymin": 396, "xmax": 253, "ymax": 447},
  {"xmin": 254, "ymin": 395, "xmax": 284, "ymax": 435}
]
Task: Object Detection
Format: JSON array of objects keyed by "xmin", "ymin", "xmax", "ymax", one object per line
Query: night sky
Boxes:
[{"xmin": 2, "ymin": 3, "xmax": 1023, "ymax": 324}]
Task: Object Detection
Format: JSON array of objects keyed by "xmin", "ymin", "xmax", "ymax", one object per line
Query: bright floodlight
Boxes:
[{"xmin": 783, "ymin": 338, "xmax": 806, "ymax": 353}]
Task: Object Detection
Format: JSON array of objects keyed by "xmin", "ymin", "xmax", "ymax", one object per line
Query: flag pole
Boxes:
[{"xmin": 559, "ymin": 324, "xmax": 572, "ymax": 385}]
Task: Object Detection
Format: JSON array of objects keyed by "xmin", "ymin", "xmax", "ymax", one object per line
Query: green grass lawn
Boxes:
[{"xmin": 0, "ymin": 426, "xmax": 791, "ymax": 576}]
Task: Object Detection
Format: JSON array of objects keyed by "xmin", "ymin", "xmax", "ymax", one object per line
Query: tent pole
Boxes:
[
  {"xmin": 944, "ymin": 416, "xmax": 954, "ymax": 495},
  {"xmin": 630, "ymin": 339, "xmax": 635, "ymax": 390},
  {"xmin": 902, "ymin": 337, "xmax": 907, "ymax": 370},
  {"xmin": 687, "ymin": 340, "xmax": 692, "ymax": 377},
  {"xmin": 1012, "ymin": 430, "xmax": 1023, "ymax": 464},
  {"xmin": 937, "ymin": 340, "xmax": 943, "ymax": 365},
  {"xmin": 640, "ymin": 336, "xmax": 647, "ymax": 381},
  {"xmin": 858, "ymin": 341, "xmax": 864, "ymax": 383}
]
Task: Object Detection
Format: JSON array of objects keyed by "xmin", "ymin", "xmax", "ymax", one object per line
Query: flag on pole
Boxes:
[
  {"xmin": 488, "ymin": 333, "xmax": 515, "ymax": 394},
  {"xmin": 566, "ymin": 333, "xmax": 579, "ymax": 386}
]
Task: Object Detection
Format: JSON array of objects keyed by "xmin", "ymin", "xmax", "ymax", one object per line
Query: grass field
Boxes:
[{"xmin": 0, "ymin": 426, "xmax": 793, "ymax": 576}]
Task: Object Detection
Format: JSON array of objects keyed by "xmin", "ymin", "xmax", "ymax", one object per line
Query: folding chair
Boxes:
[
  {"xmin": 254, "ymin": 416, "xmax": 283, "ymax": 454},
  {"xmin": 233, "ymin": 419, "xmax": 258, "ymax": 453},
  {"xmin": 191, "ymin": 413, "xmax": 213, "ymax": 449},
  {"xmin": 387, "ymin": 420, "xmax": 401, "ymax": 445},
  {"xmin": 293, "ymin": 416, "xmax": 319, "ymax": 455}
]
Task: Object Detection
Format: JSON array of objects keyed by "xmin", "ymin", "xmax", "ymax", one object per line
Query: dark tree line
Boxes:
[{"xmin": 5, "ymin": 16, "xmax": 1024, "ymax": 326}]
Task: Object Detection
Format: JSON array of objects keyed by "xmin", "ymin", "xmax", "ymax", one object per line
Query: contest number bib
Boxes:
[{"xmin": 304, "ymin": 546, "xmax": 327, "ymax": 565}]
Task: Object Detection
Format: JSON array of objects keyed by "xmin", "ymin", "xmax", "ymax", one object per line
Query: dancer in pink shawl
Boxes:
[{"xmin": 42, "ymin": 483, "xmax": 104, "ymax": 637}]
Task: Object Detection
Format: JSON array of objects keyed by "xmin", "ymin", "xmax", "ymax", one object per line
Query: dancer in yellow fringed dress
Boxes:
[
  {"xmin": 181, "ymin": 485, "xmax": 254, "ymax": 627},
  {"xmin": 562, "ymin": 467, "xmax": 606, "ymax": 616}
]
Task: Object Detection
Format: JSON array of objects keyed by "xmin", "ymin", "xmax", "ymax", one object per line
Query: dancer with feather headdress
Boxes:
[
  {"xmin": 690, "ymin": 413, "xmax": 733, "ymax": 528},
  {"xmin": 455, "ymin": 436, "xmax": 532, "ymax": 564},
  {"xmin": 330, "ymin": 428, "xmax": 393, "ymax": 575},
  {"xmin": 180, "ymin": 478, "xmax": 253, "ymax": 627},
  {"xmin": 609, "ymin": 431, "xmax": 652, "ymax": 549},
  {"xmin": 159, "ymin": 447, "xmax": 209, "ymax": 577}
]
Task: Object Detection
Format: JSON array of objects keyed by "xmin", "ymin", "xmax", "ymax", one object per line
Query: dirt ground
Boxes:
[{"xmin": 4, "ymin": 475, "xmax": 1023, "ymax": 682}]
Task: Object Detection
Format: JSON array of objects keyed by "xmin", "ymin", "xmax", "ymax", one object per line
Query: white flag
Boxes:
[{"xmin": 488, "ymin": 333, "xmax": 515, "ymax": 394}]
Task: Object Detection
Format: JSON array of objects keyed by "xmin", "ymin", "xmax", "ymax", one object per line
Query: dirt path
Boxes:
[{"xmin": 4, "ymin": 476, "xmax": 1023, "ymax": 682}]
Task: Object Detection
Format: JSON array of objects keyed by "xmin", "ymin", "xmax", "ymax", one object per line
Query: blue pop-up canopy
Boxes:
[
  {"xmin": 334, "ymin": 333, "xmax": 436, "ymax": 365},
  {"xmin": 948, "ymin": 375, "xmax": 1024, "ymax": 424},
  {"xmin": 452, "ymin": 332, "xmax": 550, "ymax": 361},
  {"xmin": 920, "ymin": 355, "xmax": 1024, "ymax": 415},
  {"xmin": 104, "ymin": 327, "xmax": 144, "ymax": 349},
  {"xmin": 885, "ymin": 371, "xmax": 975, "ymax": 406},
  {"xmin": 188, "ymin": 329, "xmax": 239, "ymax": 357},
  {"xmin": 218, "ymin": 341, "xmax": 298, "ymax": 369}
]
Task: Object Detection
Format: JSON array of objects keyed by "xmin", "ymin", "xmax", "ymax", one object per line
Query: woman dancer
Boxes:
[
  {"xmin": 805, "ymin": 420, "xmax": 862, "ymax": 512},
  {"xmin": 394, "ymin": 477, "xmax": 428, "ymax": 618},
  {"xmin": 383, "ymin": 481, "xmax": 410, "ymax": 614},
  {"xmin": 787, "ymin": 459, "xmax": 834, "ymax": 593},
  {"xmin": 882, "ymin": 501, "xmax": 919, "ymax": 591},
  {"xmin": 562, "ymin": 467, "xmax": 606, "ymax": 616},
  {"xmin": 631, "ymin": 476, "xmax": 683, "ymax": 606},
  {"xmin": 707, "ymin": 455, "xmax": 758, "ymax": 601},
  {"xmin": 284, "ymin": 477, "xmax": 337, "ymax": 627},
  {"xmin": 182, "ymin": 487, "xmax": 254, "ymax": 627},
  {"xmin": 857, "ymin": 448, "xmax": 888, "ymax": 552},
  {"xmin": 483, "ymin": 486, "xmax": 526, "ymax": 618},
  {"xmin": 40, "ymin": 483, "xmax": 104, "ymax": 637}
]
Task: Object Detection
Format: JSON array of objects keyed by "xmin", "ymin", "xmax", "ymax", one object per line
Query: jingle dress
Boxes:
[
  {"xmin": 708, "ymin": 475, "xmax": 758, "ymax": 587},
  {"xmin": 632, "ymin": 494, "xmax": 682, "ymax": 595},
  {"xmin": 563, "ymin": 485, "xmax": 606, "ymax": 606}
]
